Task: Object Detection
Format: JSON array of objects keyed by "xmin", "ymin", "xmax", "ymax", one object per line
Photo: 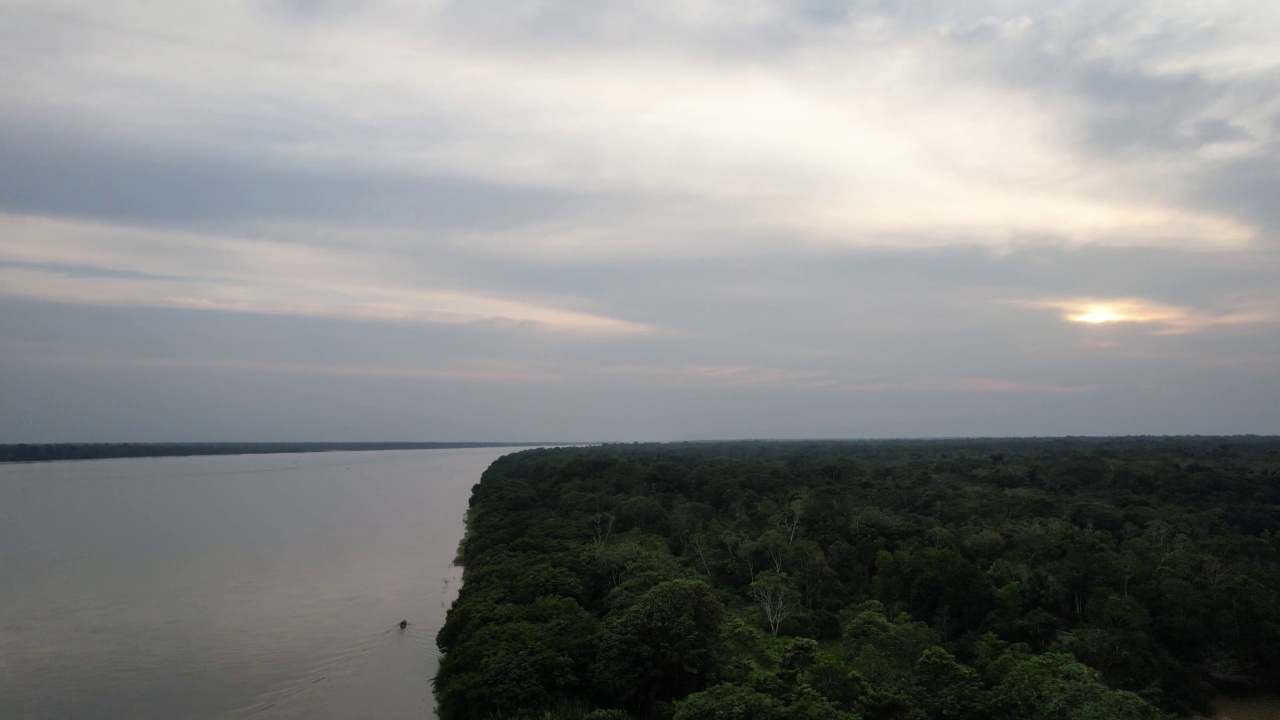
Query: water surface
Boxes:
[
  {"xmin": 1214, "ymin": 697, "xmax": 1280, "ymax": 720},
  {"xmin": 0, "ymin": 448, "xmax": 510, "ymax": 719}
]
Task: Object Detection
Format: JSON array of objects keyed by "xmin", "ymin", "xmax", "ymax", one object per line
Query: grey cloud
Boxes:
[
  {"xmin": 0, "ymin": 297, "xmax": 533, "ymax": 366},
  {"xmin": 0, "ymin": 261, "xmax": 193, "ymax": 283},
  {"xmin": 920, "ymin": 5, "xmax": 1280, "ymax": 253},
  {"xmin": 1192, "ymin": 118, "xmax": 1250, "ymax": 144},
  {"xmin": 413, "ymin": 0, "xmax": 929, "ymax": 59},
  {"xmin": 1, "ymin": 0, "xmax": 1277, "ymax": 441},
  {"xmin": 5, "ymin": 235, "xmax": 1273, "ymax": 386},
  {"xmin": 462, "ymin": 244, "xmax": 1276, "ymax": 331},
  {"xmin": 785, "ymin": 0, "xmax": 856, "ymax": 25},
  {"xmin": 262, "ymin": 0, "xmax": 349, "ymax": 18},
  {"xmin": 3, "ymin": 290, "xmax": 1277, "ymax": 443},
  {"xmin": 928, "ymin": 4, "xmax": 1276, "ymax": 156},
  {"xmin": 1075, "ymin": 68, "xmax": 1218, "ymax": 151},
  {"xmin": 0, "ymin": 120, "xmax": 569, "ymax": 230},
  {"xmin": 4, "ymin": 340, "xmax": 1274, "ymax": 443},
  {"xmin": 1196, "ymin": 152, "xmax": 1280, "ymax": 238}
]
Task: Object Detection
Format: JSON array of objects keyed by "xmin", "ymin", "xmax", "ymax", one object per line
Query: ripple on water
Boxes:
[
  {"xmin": 224, "ymin": 625, "xmax": 439, "ymax": 720},
  {"xmin": 0, "ymin": 448, "xmax": 500, "ymax": 720},
  {"xmin": 1212, "ymin": 697, "xmax": 1280, "ymax": 720}
]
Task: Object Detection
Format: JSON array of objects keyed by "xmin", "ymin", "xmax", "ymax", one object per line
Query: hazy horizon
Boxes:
[
  {"xmin": 6, "ymin": 435, "xmax": 1280, "ymax": 449},
  {"xmin": 3, "ymin": 1, "xmax": 1278, "ymax": 442}
]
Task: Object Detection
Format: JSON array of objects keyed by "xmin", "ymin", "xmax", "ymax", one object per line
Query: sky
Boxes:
[{"xmin": 1, "ymin": 0, "xmax": 1278, "ymax": 442}]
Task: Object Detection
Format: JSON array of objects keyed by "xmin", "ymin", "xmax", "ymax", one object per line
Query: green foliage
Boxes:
[
  {"xmin": 436, "ymin": 439, "xmax": 1280, "ymax": 719},
  {"xmin": 595, "ymin": 579, "xmax": 726, "ymax": 712},
  {"xmin": 750, "ymin": 571, "xmax": 800, "ymax": 636},
  {"xmin": 672, "ymin": 684, "xmax": 783, "ymax": 720},
  {"xmin": 840, "ymin": 603, "xmax": 940, "ymax": 689},
  {"xmin": 989, "ymin": 653, "xmax": 1169, "ymax": 720},
  {"xmin": 913, "ymin": 647, "xmax": 983, "ymax": 720},
  {"xmin": 582, "ymin": 711, "xmax": 632, "ymax": 720},
  {"xmin": 783, "ymin": 685, "xmax": 859, "ymax": 720},
  {"xmin": 434, "ymin": 621, "xmax": 581, "ymax": 719}
]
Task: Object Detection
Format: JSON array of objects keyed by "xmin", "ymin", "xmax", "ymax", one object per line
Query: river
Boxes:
[
  {"xmin": 1213, "ymin": 697, "xmax": 1280, "ymax": 720},
  {"xmin": 0, "ymin": 447, "xmax": 512, "ymax": 720}
]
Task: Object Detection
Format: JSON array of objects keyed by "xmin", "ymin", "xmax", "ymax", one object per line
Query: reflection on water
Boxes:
[{"xmin": 0, "ymin": 448, "xmax": 510, "ymax": 720}]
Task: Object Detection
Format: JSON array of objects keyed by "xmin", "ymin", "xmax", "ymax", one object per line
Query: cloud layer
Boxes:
[{"xmin": 1, "ymin": 0, "xmax": 1277, "ymax": 440}]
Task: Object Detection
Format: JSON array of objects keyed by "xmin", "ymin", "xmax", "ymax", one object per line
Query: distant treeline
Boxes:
[
  {"xmin": 435, "ymin": 437, "xmax": 1280, "ymax": 720},
  {"xmin": 0, "ymin": 441, "xmax": 545, "ymax": 463}
]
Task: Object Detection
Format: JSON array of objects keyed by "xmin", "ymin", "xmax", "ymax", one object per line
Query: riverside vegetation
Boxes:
[{"xmin": 433, "ymin": 438, "xmax": 1280, "ymax": 720}]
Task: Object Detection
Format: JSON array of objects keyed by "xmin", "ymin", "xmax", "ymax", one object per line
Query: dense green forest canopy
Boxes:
[
  {"xmin": 0, "ymin": 441, "xmax": 543, "ymax": 463},
  {"xmin": 435, "ymin": 438, "xmax": 1280, "ymax": 720}
]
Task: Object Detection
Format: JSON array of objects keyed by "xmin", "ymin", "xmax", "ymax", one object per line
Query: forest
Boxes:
[{"xmin": 434, "ymin": 438, "xmax": 1280, "ymax": 720}]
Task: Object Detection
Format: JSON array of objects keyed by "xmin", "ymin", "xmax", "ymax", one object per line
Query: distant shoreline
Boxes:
[
  {"xmin": 0, "ymin": 442, "xmax": 554, "ymax": 464},
  {"xmin": 4, "ymin": 436, "xmax": 1277, "ymax": 464}
]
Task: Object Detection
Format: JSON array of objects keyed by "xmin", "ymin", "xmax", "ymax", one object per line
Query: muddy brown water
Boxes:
[
  {"xmin": 1212, "ymin": 697, "xmax": 1280, "ymax": 720},
  {"xmin": 0, "ymin": 448, "xmax": 512, "ymax": 719}
]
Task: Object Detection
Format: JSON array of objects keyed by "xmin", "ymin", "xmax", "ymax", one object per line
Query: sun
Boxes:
[
  {"xmin": 1054, "ymin": 298, "xmax": 1200, "ymax": 329},
  {"xmin": 1071, "ymin": 308, "xmax": 1124, "ymax": 324}
]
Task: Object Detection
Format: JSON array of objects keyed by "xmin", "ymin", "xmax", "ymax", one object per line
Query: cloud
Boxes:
[
  {"xmin": 0, "ymin": 118, "xmax": 570, "ymax": 229},
  {"xmin": 10, "ymin": 349, "xmax": 1094, "ymax": 397},
  {"xmin": 0, "ymin": 214, "xmax": 653, "ymax": 334},
  {"xmin": 595, "ymin": 363, "xmax": 1093, "ymax": 394},
  {"xmin": 1, "ymin": 0, "xmax": 1265, "ymax": 254},
  {"xmin": 1, "ymin": 0, "xmax": 1278, "ymax": 439},
  {"xmin": 25, "ymin": 354, "xmax": 563, "ymax": 383}
]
